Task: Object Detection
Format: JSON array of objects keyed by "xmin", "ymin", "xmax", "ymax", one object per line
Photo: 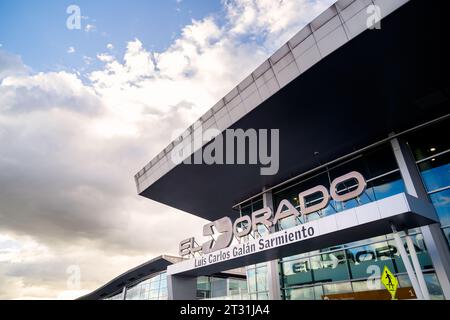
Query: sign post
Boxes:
[{"xmin": 381, "ymin": 266, "xmax": 399, "ymax": 300}]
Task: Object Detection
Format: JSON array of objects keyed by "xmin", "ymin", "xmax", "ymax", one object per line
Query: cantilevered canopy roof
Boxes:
[
  {"xmin": 77, "ymin": 255, "xmax": 181, "ymax": 300},
  {"xmin": 77, "ymin": 256, "xmax": 246, "ymax": 300},
  {"xmin": 135, "ymin": 0, "xmax": 450, "ymax": 221}
]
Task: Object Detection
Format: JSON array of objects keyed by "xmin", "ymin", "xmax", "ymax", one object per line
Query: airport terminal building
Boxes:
[{"xmin": 81, "ymin": 0, "xmax": 450, "ymax": 300}]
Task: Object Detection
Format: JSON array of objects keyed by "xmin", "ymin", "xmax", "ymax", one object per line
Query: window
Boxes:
[
  {"xmin": 197, "ymin": 276, "xmax": 248, "ymax": 300},
  {"xmin": 429, "ymin": 189, "xmax": 450, "ymax": 227},
  {"xmin": 280, "ymin": 233, "xmax": 435, "ymax": 294},
  {"xmin": 309, "ymin": 251, "xmax": 349, "ymax": 283},
  {"xmin": 346, "ymin": 241, "xmax": 396, "ymax": 279},
  {"xmin": 285, "ymin": 286, "xmax": 314, "ymax": 300},
  {"xmin": 273, "ymin": 144, "xmax": 404, "ymax": 228},
  {"xmin": 246, "ymin": 264, "xmax": 269, "ymax": 299},
  {"xmin": 124, "ymin": 272, "xmax": 167, "ymax": 300},
  {"xmin": 323, "ymin": 282, "xmax": 352, "ymax": 296},
  {"xmin": 406, "ymin": 118, "xmax": 450, "ymax": 235}
]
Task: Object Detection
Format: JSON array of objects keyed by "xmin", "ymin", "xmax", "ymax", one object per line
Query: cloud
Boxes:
[
  {"xmin": 0, "ymin": 71, "xmax": 101, "ymax": 114},
  {"xmin": 97, "ymin": 53, "xmax": 114, "ymax": 63},
  {"xmin": 0, "ymin": 50, "xmax": 29, "ymax": 80},
  {"xmin": 225, "ymin": 0, "xmax": 335, "ymax": 49},
  {"xmin": 0, "ymin": 0, "xmax": 333, "ymax": 299},
  {"xmin": 84, "ymin": 24, "xmax": 96, "ymax": 33},
  {"xmin": 83, "ymin": 55, "xmax": 93, "ymax": 65}
]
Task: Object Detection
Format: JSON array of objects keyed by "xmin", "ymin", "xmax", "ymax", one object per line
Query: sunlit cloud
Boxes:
[{"xmin": 0, "ymin": 0, "xmax": 334, "ymax": 299}]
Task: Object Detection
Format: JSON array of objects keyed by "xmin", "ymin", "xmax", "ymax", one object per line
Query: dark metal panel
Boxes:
[{"xmin": 140, "ymin": 0, "xmax": 450, "ymax": 221}]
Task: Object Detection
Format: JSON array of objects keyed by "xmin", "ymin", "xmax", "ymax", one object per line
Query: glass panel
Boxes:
[
  {"xmin": 443, "ymin": 227, "xmax": 450, "ymax": 249},
  {"xmin": 352, "ymin": 279, "xmax": 381, "ymax": 292},
  {"xmin": 409, "ymin": 233, "xmax": 433, "ymax": 270},
  {"xmin": 256, "ymin": 266, "xmax": 268, "ymax": 292},
  {"xmin": 424, "ymin": 273, "xmax": 445, "ymax": 300},
  {"xmin": 370, "ymin": 171, "xmax": 405, "ymax": 201},
  {"xmin": 346, "ymin": 242, "xmax": 396, "ymax": 280},
  {"xmin": 197, "ymin": 276, "xmax": 210, "ymax": 291},
  {"xmin": 419, "ymin": 158, "xmax": 450, "ymax": 192},
  {"xmin": 229, "ymin": 278, "xmax": 247, "ymax": 292},
  {"xmin": 241, "ymin": 204, "xmax": 252, "ymax": 217},
  {"xmin": 406, "ymin": 118, "xmax": 450, "ymax": 162},
  {"xmin": 278, "ymin": 215, "xmax": 299, "ymax": 230},
  {"xmin": 105, "ymin": 292, "xmax": 123, "ymax": 300},
  {"xmin": 345, "ymin": 235, "xmax": 387, "ymax": 248},
  {"xmin": 282, "ymin": 258, "xmax": 313, "ymax": 286},
  {"xmin": 125, "ymin": 285, "xmax": 139, "ymax": 300},
  {"xmin": 397, "ymin": 274, "xmax": 412, "ymax": 288},
  {"xmin": 257, "ymin": 292, "xmax": 269, "ymax": 300},
  {"xmin": 313, "ymin": 285, "xmax": 324, "ymax": 300},
  {"xmin": 150, "ymin": 279, "xmax": 160, "ymax": 290},
  {"xmin": 252, "ymin": 199, "xmax": 263, "ymax": 211},
  {"xmin": 330, "ymin": 147, "xmax": 392, "ymax": 180},
  {"xmin": 310, "ymin": 251, "xmax": 349, "ymax": 282},
  {"xmin": 273, "ymin": 144, "xmax": 402, "ymax": 229},
  {"xmin": 285, "ymin": 286, "xmax": 315, "ymax": 300},
  {"xmin": 430, "ymin": 189, "xmax": 450, "ymax": 227},
  {"xmin": 247, "ymin": 268, "xmax": 256, "ymax": 293},
  {"xmin": 149, "ymin": 289, "xmax": 159, "ymax": 300},
  {"xmin": 210, "ymin": 278, "xmax": 227, "ymax": 298},
  {"xmin": 322, "ymin": 282, "xmax": 352, "ymax": 296},
  {"xmin": 389, "ymin": 234, "xmax": 433, "ymax": 273}
]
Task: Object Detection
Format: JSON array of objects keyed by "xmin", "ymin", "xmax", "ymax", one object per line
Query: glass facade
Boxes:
[
  {"xmin": 104, "ymin": 272, "xmax": 247, "ymax": 300},
  {"xmin": 124, "ymin": 272, "xmax": 168, "ymax": 300},
  {"xmin": 273, "ymin": 144, "xmax": 405, "ymax": 228},
  {"xmin": 246, "ymin": 263, "xmax": 270, "ymax": 300},
  {"xmin": 197, "ymin": 276, "xmax": 248, "ymax": 300},
  {"xmin": 238, "ymin": 120, "xmax": 450, "ymax": 300},
  {"xmin": 103, "ymin": 292, "xmax": 123, "ymax": 300},
  {"xmin": 281, "ymin": 232, "xmax": 444, "ymax": 300},
  {"xmin": 407, "ymin": 118, "xmax": 450, "ymax": 249},
  {"xmin": 101, "ymin": 119, "xmax": 449, "ymax": 301},
  {"xmin": 237, "ymin": 198, "xmax": 272, "ymax": 300}
]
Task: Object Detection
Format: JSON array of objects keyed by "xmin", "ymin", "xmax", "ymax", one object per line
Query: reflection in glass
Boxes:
[
  {"xmin": 286, "ymin": 286, "xmax": 314, "ymax": 300},
  {"xmin": 247, "ymin": 268, "xmax": 256, "ymax": 293},
  {"xmin": 123, "ymin": 272, "xmax": 167, "ymax": 300},
  {"xmin": 430, "ymin": 189, "xmax": 450, "ymax": 227},
  {"xmin": 443, "ymin": 227, "xmax": 450, "ymax": 249},
  {"xmin": 346, "ymin": 242, "xmax": 396, "ymax": 280},
  {"xmin": 210, "ymin": 278, "xmax": 227, "ymax": 298},
  {"xmin": 310, "ymin": 251, "xmax": 349, "ymax": 283},
  {"xmin": 388, "ymin": 235, "xmax": 433, "ymax": 273},
  {"xmin": 322, "ymin": 282, "xmax": 352, "ymax": 296},
  {"xmin": 282, "ymin": 258, "xmax": 313, "ymax": 286},
  {"xmin": 352, "ymin": 279, "xmax": 381, "ymax": 292},
  {"xmin": 406, "ymin": 118, "xmax": 449, "ymax": 162},
  {"xmin": 424, "ymin": 273, "xmax": 445, "ymax": 300},
  {"xmin": 419, "ymin": 159, "xmax": 450, "ymax": 192}
]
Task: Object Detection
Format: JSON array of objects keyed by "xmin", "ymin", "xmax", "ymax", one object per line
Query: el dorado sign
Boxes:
[{"xmin": 179, "ymin": 171, "xmax": 367, "ymax": 257}]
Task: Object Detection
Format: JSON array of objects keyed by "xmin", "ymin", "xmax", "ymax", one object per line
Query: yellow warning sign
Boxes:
[{"xmin": 381, "ymin": 266, "xmax": 398, "ymax": 300}]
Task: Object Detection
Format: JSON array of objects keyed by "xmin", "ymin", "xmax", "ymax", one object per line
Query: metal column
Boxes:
[
  {"xmin": 405, "ymin": 232, "xmax": 431, "ymax": 299},
  {"xmin": 262, "ymin": 188, "xmax": 282, "ymax": 300},
  {"xmin": 391, "ymin": 224, "xmax": 424, "ymax": 300},
  {"xmin": 121, "ymin": 286, "xmax": 126, "ymax": 300}
]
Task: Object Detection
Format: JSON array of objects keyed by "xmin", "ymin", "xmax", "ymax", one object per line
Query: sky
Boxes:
[{"xmin": 0, "ymin": 0, "xmax": 335, "ymax": 299}]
